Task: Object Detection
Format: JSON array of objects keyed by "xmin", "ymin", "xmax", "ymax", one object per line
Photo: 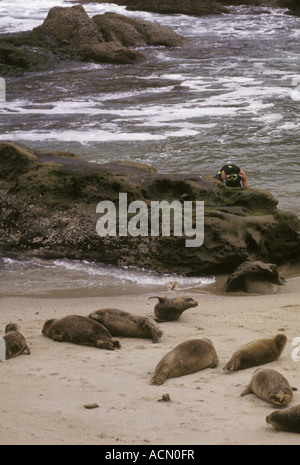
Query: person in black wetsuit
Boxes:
[{"xmin": 215, "ymin": 163, "xmax": 248, "ymax": 188}]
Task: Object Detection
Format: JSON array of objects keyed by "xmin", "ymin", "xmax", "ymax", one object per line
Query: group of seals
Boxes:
[
  {"xmin": 150, "ymin": 333, "xmax": 289, "ymax": 390},
  {"xmin": 220, "ymin": 333, "xmax": 299, "ymax": 433},
  {"xmin": 41, "ymin": 286, "xmax": 198, "ymax": 349},
  {"xmin": 42, "ymin": 308, "xmax": 164, "ymax": 349},
  {"xmin": 3, "ymin": 287, "xmax": 299, "ymax": 435},
  {"xmin": 150, "ymin": 331, "xmax": 299, "ymax": 434},
  {"xmin": 2, "ymin": 323, "xmax": 30, "ymax": 359}
]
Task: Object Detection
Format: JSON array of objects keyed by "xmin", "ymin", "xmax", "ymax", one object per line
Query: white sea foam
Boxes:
[
  {"xmin": 0, "ymin": 0, "xmax": 68, "ymax": 33},
  {"xmin": 0, "ymin": 255, "xmax": 215, "ymax": 296},
  {"xmin": 53, "ymin": 258, "xmax": 215, "ymax": 289},
  {"xmin": 0, "ymin": 129, "xmax": 166, "ymax": 143}
]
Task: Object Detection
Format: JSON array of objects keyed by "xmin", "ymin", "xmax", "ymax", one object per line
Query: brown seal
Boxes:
[
  {"xmin": 241, "ymin": 368, "xmax": 293, "ymax": 406},
  {"xmin": 266, "ymin": 404, "xmax": 300, "ymax": 433},
  {"xmin": 151, "ymin": 338, "xmax": 219, "ymax": 385},
  {"xmin": 3, "ymin": 323, "xmax": 31, "ymax": 359},
  {"xmin": 223, "ymin": 334, "xmax": 287, "ymax": 372},
  {"xmin": 89, "ymin": 308, "xmax": 163, "ymax": 343},
  {"xmin": 149, "ymin": 295, "xmax": 198, "ymax": 322},
  {"xmin": 42, "ymin": 315, "xmax": 121, "ymax": 350}
]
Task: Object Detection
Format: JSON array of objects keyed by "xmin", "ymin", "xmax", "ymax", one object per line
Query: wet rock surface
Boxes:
[
  {"xmin": 224, "ymin": 260, "xmax": 286, "ymax": 293},
  {"xmin": 1, "ymin": 142, "xmax": 299, "ymax": 276}
]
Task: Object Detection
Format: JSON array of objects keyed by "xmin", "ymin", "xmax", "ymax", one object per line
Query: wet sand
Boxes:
[{"xmin": 0, "ymin": 277, "xmax": 300, "ymax": 445}]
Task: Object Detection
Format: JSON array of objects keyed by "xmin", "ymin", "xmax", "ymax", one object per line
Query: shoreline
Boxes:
[{"xmin": 0, "ymin": 277, "xmax": 300, "ymax": 445}]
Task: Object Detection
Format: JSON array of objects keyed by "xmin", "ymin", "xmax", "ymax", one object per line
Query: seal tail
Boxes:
[
  {"xmin": 269, "ymin": 393, "xmax": 292, "ymax": 407},
  {"xmin": 149, "ymin": 296, "xmax": 164, "ymax": 303}
]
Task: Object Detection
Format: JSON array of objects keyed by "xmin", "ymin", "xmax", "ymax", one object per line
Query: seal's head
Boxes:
[
  {"xmin": 274, "ymin": 334, "xmax": 287, "ymax": 352},
  {"xmin": 42, "ymin": 319, "xmax": 56, "ymax": 336},
  {"xmin": 174, "ymin": 296, "xmax": 198, "ymax": 311},
  {"xmin": 5, "ymin": 323, "xmax": 20, "ymax": 334}
]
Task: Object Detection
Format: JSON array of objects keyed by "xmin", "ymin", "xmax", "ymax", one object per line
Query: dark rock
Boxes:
[
  {"xmin": 92, "ymin": 12, "xmax": 185, "ymax": 47},
  {"xmin": 0, "ymin": 44, "xmax": 52, "ymax": 76},
  {"xmin": 0, "ymin": 142, "xmax": 299, "ymax": 276},
  {"xmin": 84, "ymin": 403, "xmax": 99, "ymax": 409},
  {"xmin": 32, "ymin": 5, "xmax": 104, "ymax": 47},
  {"xmin": 0, "ymin": 5, "xmax": 186, "ymax": 75},
  {"xmin": 224, "ymin": 260, "xmax": 286, "ymax": 293}
]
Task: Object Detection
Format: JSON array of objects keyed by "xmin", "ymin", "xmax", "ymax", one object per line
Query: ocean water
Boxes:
[
  {"xmin": 0, "ymin": 254, "xmax": 216, "ymax": 297},
  {"xmin": 0, "ymin": 2, "xmax": 299, "ymax": 295}
]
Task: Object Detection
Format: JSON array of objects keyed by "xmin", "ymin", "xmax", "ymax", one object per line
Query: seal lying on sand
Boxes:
[
  {"xmin": 266, "ymin": 404, "xmax": 300, "ymax": 433},
  {"xmin": 149, "ymin": 296, "xmax": 198, "ymax": 322},
  {"xmin": 223, "ymin": 334, "xmax": 287, "ymax": 372},
  {"xmin": 89, "ymin": 309, "xmax": 163, "ymax": 343},
  {"xmin": 3, "ymin": 323, "xmax": 30, "ymax": 359},
  {"xmin": 151, "ymin": 338, "xmax": 219, "ymax": 385},
  {"xmin": 42, "ymin": 315, "xmax": 121, "ymax": 350},
  {"xmin": 241, "ymin": 368, "xmax": 293, "ymax": 406}
]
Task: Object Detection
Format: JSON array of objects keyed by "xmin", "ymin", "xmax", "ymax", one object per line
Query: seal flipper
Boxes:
[
  {"xmin": 138, "ymin": 318, "xmax": 163, "ymax": 343},
  {"xmin": 112, "ymin": 340, "xmax": 121, "ymax": 349},
  {"xmin": 23, "ymin": 344, "xmax": 31, "ymax": 355},
  {"xmin": 240, "ymin": 386, "xmax": 252, "ymax": 397}
]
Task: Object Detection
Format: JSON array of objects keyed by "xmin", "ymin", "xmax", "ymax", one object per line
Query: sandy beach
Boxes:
[{"xmin": 0, "ymin": 276, "xmax": 300, "ymax": 446}]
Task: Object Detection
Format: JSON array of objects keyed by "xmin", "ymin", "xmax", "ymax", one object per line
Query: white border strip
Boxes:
[{"xmin": 0, "ymin": 337, "xmax": 6, "ymax": 361}]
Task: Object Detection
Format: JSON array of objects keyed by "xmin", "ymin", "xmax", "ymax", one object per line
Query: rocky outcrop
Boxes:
[
  {"xmin": 1, "ymin": 142, "xmax": 299, "ymax": 276},
  {"xmin": 224, "ymin": 260, "xmax": 286, "ymax": 293},
  {"xmin": 84, "ymin": 0, "xmax": 230, "ymax": 15},
  {"xmin": 0, "ymin": 5, "xmax": 186, "ymax": 76}
]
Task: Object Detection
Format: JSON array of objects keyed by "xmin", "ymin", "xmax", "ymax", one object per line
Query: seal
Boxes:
[
  {"xmin": 223, "ymin": 334, "xmax": 287, "ymax": 372},
  {"xmin": 3, "ymin": 323, "xmax": 31, "ymax": 359},
  {"xmin": 89, "ymin": 308, "xmax": 163, "ymax": 343},
  {"xmin": 266, "ymin": 404, "xmax": 300, "ymax": 433},
  {"xmin": 42, "ymin": 315, "xmax": 121, "ymax": 350},
  {"xmin": 151, "ymin": 338, "xmax": 219, "ymax": 385},
  {"xmin": 149, "ymin": 295, "xmax": 198, "ymax": 322},
  {"xmin": 240, "ymin": 368, "xmax": 293, "ymax": 406}
]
